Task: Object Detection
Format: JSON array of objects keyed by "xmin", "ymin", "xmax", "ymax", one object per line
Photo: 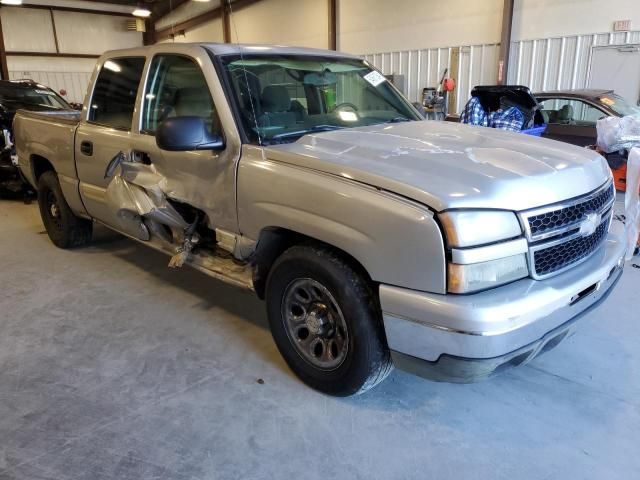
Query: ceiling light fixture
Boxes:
[
  {"xmin": 1, "ymin": 0, "xmax": 24, "ymax": 5},
  {"xmin": 132, "ymin": 6, "xmax": 151, "ymax": 18},
  {"xmin": 103, "ymin": 60, "xmax": 122, "ymax": 73}
]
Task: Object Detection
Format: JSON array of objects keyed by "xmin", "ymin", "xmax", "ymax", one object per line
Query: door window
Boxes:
[
  {"xmin": 88, "ymin": 57, "xmax": 146, "ymax": 130},
  {"xmin": 142, "ymin": 54, "xmax": 219, "ymax": 135},
  {"xmin": 539, "ymin": 98, "xmax": 606, "ymax": 126}
]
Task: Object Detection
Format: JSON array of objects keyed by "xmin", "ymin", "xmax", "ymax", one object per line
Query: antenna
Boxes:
[{"xmin": 226, "ymin": 0, "xmax": 263, "ymax": 146}]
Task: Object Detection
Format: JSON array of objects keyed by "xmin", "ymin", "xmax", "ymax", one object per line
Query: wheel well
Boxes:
[
  {"xmin": 251, "ymin": 227, "xmax": 373, "ymax": 299},
  {"xmin": 31, "ymin": 155, "xmax": 55, "ymax": 184}
]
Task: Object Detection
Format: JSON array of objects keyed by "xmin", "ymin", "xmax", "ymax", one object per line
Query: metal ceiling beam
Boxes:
[
  {"xmin": 5, "ymin": 51, "xmax": 100, "ymax": 58},
  {"xmin": 20, "ymin": 3, "xmax": 134, "ymax": 17},
  {"xmin": 74, "ymin": 0, "xmax": 139, "ymax": 6},
  {"xmin": 222, "ymin": 3, "xmax": 231, "ymax": 43},
  {"xmin": 154, "ymin": 0, "xmax": 265, "ymax": 42},
  {"xmin": 0, "ymin": 15, "xmax": 8, "ymax": 80},
  {"xmin": 497, "ymin": 0, "xmax": 514, "ymax": 85},
  {"xmin": 328, "ymin": 0, "xmax": 336, "ymax": 50}
]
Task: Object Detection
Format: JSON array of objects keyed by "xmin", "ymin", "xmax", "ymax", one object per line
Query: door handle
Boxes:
[{"xmin": 80, "ymin": 141, "xmax": 93, "ymax": 156}]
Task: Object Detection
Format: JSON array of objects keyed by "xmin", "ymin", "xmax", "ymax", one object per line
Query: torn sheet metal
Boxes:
[
  {"xmin": 104, "ymin": 153, "xmax": 196, "ymax": 267},
  {"xmin": 105, "ymin": 159, "xmax": 189, "ymax": 234}
]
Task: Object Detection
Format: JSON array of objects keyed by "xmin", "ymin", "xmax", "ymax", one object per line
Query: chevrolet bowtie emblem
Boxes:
[{"xmin": 579, "ymin": 212, "xmax": 601, "ymax": 237}]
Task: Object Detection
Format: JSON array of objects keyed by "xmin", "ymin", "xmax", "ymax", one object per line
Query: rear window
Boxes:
[{"xmin": 89, "ymin": 57, "xmax": 145, "ymax": 130}]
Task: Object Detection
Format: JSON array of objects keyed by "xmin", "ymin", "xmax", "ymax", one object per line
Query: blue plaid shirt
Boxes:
[
  {"xmin": 460, "ymin": 97, "xmax": 488, "ymax": 126},
  {"xmin": 460, "ymin": 97, "xmax": 524, "ymax": 132}
]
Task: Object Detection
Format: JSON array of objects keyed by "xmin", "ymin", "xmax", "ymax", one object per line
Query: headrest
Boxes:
[
  {"xmin": 557, "ymin": 104, "xmax": 574, "ymax": 121},
  {"xmin": 261, "ymin": 85, "xmax": 291, "ymax": 112},
  {"xmin": 174, "ymin": 87, "xmax": 203, "ymax": 105}
]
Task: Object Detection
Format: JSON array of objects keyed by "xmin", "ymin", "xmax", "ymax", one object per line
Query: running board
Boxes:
[{"xmin": 96, "ymin": 220, "xmax": 255, "ymax": 291}]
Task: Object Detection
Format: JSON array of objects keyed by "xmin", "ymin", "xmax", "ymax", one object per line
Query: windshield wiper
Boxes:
[
  {"xmin": 385, "ymin": 116, "xmax": 411, "ymax": 123},
  {"xmin": 266, "ymin": 125, "xmax": 345, "ymax": 143}
]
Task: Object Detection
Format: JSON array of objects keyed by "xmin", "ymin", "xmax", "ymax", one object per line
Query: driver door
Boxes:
[{"xmin": 130, "ymin": 53, "xmax": 237, "ymax": 233}]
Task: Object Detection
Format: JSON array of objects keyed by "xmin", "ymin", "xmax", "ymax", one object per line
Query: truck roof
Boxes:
[{"xmin": 102, "ymin": 42, "xmax": 361, "ymax": 60}]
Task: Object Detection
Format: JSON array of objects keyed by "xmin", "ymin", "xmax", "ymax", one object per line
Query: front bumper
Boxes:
[{"xmin": 381, "ymin": 220, "xmax": 627, "ymax": 382}]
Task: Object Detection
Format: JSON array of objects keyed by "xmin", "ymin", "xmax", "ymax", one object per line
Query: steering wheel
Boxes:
[{"xmin": 332, "ymin": 102, "xmax": 359, "ymax": 112}]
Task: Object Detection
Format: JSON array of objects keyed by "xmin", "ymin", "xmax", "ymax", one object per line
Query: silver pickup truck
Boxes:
[{"xmin": 14, "ymin": 43, "xmax": 626, "ymax": 396}]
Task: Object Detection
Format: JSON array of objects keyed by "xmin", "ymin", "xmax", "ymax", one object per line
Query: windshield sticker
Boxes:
[
  {"xmin": 363, "ymin": 70, "xmax": 386, "ymax": 87},
  {"xmin": 34, "ymin": 89, "xmax": 54, "ymax": 95}
]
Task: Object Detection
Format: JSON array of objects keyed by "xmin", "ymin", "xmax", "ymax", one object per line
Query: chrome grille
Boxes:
[
  {"xmin": 527, "ymin": 183, "xmax": 614, "ymax": 239},
  {"xmin": 520, "ymin": 181, "xmax": 615, "ymax": 279},
  {"xmin": 533, "ymin": 220, "xmax": 609, "ymax": 276}
]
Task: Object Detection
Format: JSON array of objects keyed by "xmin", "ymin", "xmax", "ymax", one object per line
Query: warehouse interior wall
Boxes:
[
  {"xmin": 156, "ymin": 0, "xmax": 221, "ymax": 31},
  {"xmin": 156, "ymin": 0, "xmax": 328, "ymax": 48},
  {"xmin": 339, "ymin": 0, "xmax": 640, "ymax": 55},
  {"xmin": 0, "ymin": 0, "xmax": 636, "ymax": 106},
  {"xmin": 338, "ymin": 0, "xmax": 504, "ymax": 54},
  {"xmin": 512, "ymin": 0, "xmax": 640, "ymax": 40},
  {"xmin": 347, "ymin": 0, "xmax": 640, "ymax": 111},
  {"xmin": 0, "ymin": 5, "xmax": 142, "ymax": 103},
  {"xmin": 228, "ymin": 0, "xmax": 328, "ymax": 48},
  {"xmin": 159, "ymin": 18, "xmax": 225, "ymax": 44}
]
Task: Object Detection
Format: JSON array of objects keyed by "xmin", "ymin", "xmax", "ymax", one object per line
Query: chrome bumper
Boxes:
[{"xmin": 381, "ymin": 220, "xmax": 627, "ymax": 381}]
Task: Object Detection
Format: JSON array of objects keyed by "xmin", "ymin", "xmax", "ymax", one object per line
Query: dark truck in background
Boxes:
[{"xmin": 0, "ymin": 79, "xmax": 73, "ymax": 196}]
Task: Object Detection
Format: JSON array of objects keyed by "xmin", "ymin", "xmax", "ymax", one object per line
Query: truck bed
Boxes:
[
  {"xmin": 15, "ymin": 108, "xmax": 81, "ymax": 125},
  {"xmin": 13, "ymin": 108, "xmax": 82, "ymax": 190}
]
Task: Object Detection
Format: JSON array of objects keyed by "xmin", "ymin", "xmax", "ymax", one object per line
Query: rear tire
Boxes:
[
  {"xmin": 37, "ymin": 171, "xmax": 92, "ymax": 248},
  {"xmin": 266, "ymin": 244, "xmax": 392, "ymax": 396}
]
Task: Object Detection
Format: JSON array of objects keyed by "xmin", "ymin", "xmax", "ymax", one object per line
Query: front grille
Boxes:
[
  {"xmin": 532, "ymin": 220, "xmax": 609, "ymax": 276},
  {"xmin": 520, "ymin": 181, "xmax": 614, "ymax": 279},
  {"xmin": 527, "ymin": 183, "xmax": 614, "ymax": 238}
]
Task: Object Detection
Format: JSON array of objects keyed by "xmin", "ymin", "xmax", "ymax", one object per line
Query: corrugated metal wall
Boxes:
[
  {"xmin": 508, "ymin": 30, "xmax": 640, "ymax": 91},
  {"xmin": 364, "ymin": 45, "xmax": 500, "ymax": 108},
  {"xmin": 363, "ymin": 30, "xmax": 640, "ymax": 113},
  {"xmin": 8, "ymin": 70, "xmax": 92, "ymax": 104}
]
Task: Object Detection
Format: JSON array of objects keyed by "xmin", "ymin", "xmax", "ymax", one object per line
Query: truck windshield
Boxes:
[{"xmin": 217, "ymin": 54, "xmax": 420, "ymax": 145}]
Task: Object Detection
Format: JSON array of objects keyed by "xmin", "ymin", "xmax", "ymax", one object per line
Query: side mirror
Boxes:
[{"xmin": 156, "ymin": 116, "xmax": 225, "ymax": 151}]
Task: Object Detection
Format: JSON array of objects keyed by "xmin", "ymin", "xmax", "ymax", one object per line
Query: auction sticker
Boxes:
[{"xmin": 363, "ymin": 70, "xmax": 386, "ymax": 87}]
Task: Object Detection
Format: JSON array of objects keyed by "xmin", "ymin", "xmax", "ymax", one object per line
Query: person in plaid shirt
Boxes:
[{"xmin": 460, "ymin": 96, "xmax": 524, "ymax": 132}]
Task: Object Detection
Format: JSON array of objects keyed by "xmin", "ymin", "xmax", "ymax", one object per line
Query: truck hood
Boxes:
[{"xmin": 264, "ymin": 120, "xmax": 611, "ymax": 212}]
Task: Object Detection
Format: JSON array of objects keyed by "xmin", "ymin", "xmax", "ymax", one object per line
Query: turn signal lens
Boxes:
[{"xmin": 448, "ymin": 254, "xmax": 528, "ymax": 293}]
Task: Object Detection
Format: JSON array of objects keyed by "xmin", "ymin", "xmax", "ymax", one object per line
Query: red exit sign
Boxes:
[{"xmin": 613, "ymin": 19, "xmax": 631, "ymax": 31}]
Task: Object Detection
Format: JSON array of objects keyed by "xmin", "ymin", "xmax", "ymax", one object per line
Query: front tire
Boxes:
[
  {"xmin": 266, "ymin": 244, "xmax": 392, "ymax": 396},
  {"xmin": 37, "ymin": 171, "xmax": 92, "ymax": 248}
]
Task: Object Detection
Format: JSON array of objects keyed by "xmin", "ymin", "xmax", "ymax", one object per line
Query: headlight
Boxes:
[
  {"xmin": 448, "ymin": 254, "xmax": 528, "ymax": 293},
  {"xmin": 439, "ymin": 210, "xmax": 522, "ymax": 247},
  {"xmin": 440, "ymin": 210, "xmax": 528, "ymax": 293}
]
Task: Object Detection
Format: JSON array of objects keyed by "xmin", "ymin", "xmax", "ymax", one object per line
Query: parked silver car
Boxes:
[{"xmin": 14, "ymin": 43, "xmax": 626, "ymax": 395}]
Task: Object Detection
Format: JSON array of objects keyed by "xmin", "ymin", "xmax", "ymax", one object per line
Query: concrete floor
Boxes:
[{"xmin": 0, "ymin": 198, "xmax": 638, "ymax": 480}]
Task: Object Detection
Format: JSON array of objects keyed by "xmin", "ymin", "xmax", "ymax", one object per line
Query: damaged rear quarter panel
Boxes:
[{"xmin": 237, "ymin": 145, "xmax": 446, "ymax": 294}]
